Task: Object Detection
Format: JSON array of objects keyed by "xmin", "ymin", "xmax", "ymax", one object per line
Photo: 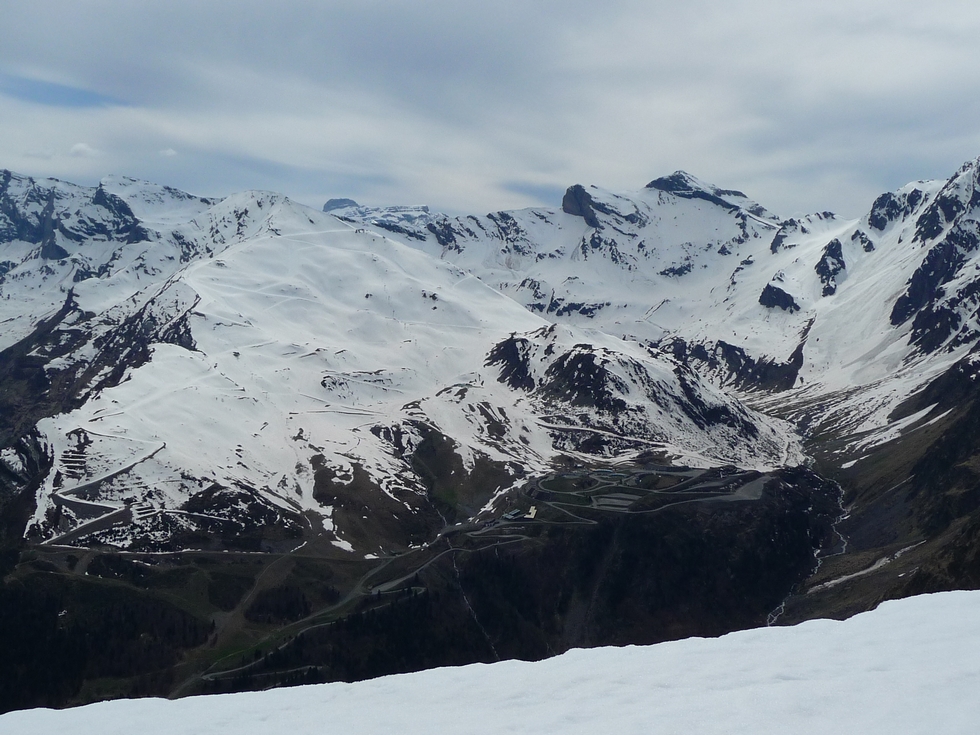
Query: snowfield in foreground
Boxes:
[{"xmin": 6, "ymin": 590, "xmax": 979, "ymax": 734}]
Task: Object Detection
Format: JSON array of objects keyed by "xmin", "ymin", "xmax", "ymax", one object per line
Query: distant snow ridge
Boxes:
[
  {"xmin": 6, "ymin": 589, "xmax": 979, "ymax": 734},
  {"xmin": 0, "ymin": 169, "xmax": 791, "ymax": 553},
  {"xmin": 339, "ymin": 155, "xmax": 980, "ymax": 452}
]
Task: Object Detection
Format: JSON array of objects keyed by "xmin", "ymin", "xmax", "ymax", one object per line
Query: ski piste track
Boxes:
[{"xmin": 43, "ymin": 437, "xmax": 167, "ymax": 546}]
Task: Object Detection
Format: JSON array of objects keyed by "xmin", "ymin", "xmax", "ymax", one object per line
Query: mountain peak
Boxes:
[
  {"xmin": 560, "ymin": 184, "xmax": 602, "ymax": 228},
  {"xmin": 323, "ymin": 197, "xmax": 359, "ymax": 212},
  {"xmin": 645, "ymin": 170, "xmax": 742, "ymax": 197},
  {"xmin": 646, "ymin": 171, "xmax": 776, "ymax": 220}
]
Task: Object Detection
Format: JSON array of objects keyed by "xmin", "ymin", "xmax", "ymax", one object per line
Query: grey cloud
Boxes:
[
  {"xmin": 69, "ymin": 143, "xmax": 101, "ymax": 158},
  {"xmin": 136, "ymin": 147, "xmax": 399, "ymax": 208},
  {"xmin": 3, "ymin": 1, "xmax": 980, "ymax": 217},
  {"xmin": 501, "ymin": 182, "xmax": 567, "ymax": 208}
]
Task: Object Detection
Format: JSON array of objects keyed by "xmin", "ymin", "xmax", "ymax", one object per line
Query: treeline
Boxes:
[
  {"xmin": 203, "ymin": 587, "xmax": 496, "ymax": 694},
  {"xmin": 0, "ymin": 572, "xmax": 210, "ymax": 713},
  {"xmin": 200, "ymin": 467, "xmax": 838, "ymax": 694}
]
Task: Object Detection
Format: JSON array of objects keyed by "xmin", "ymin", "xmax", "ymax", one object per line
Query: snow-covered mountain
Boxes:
[
  {"xmin": 0, "ymin": 170, "xmax": 795, "ymax": 553},
  {"xmin": 8, "ymin": 153, "xmax": 980, "ymax": 553},
  {"xmin": 335, "ymin": 158, "xmax": 980, "ymax": 456},
  {"xmin": 6, "ymin": 153, "xmax": 980, "ymax": 557},
  {"xmin": 7, "ymin": 158, "xmax": 980, "ymax": 716},
  {"xmin": 6, "ymin": 589, "xmax": 978, "ymax": 734}
]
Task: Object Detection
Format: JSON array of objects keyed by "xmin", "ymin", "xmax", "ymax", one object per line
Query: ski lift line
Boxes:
[
  {"xmin": 642, "ymin": 298, "xmax": 670, "ymax": 319},
  {"xmin": 71, "ymin": 428, "xmax": 164, "ymax": 444},
  {"xmin": 743, "ymin": 211, "xmax": 780, "ymax": 229},
  {"xmin": 41, "ymin": 506, "xmax": 130, "ymax": 547}
]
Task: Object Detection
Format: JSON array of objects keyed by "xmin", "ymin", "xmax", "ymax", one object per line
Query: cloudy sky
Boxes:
[{"xmin": 3, "ymin": 1, "xmax": 980, "ymax": 218}]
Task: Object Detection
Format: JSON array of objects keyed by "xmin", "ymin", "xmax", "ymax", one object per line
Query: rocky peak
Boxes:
[
  {"xmin": 560, "ymin": 184, "xmax": 602, "ymax": 228},
  {"xmin": 323, "ymin": 198, "xmax": 359, "ymax": 212},
  {"xmin": 911, "ymin": 157, "xmax": 980, "ymax": 243},
  {"xmin": 646, "ymin": 171, "xmax": 775, "ymax": 220},
  {"xmin": 646, "ymin": 170, "xmax": 740, "ymax": 197}
]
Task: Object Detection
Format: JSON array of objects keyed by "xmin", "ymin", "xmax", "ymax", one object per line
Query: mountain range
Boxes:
[{"xmin": 3, "ymin": 156, "xmax": 980, "ymax": 710}]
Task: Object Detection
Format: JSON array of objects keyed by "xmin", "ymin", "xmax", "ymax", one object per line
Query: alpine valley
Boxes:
[{"xmin": 3, "ymin": 156, "xmax": 980, "ymax": 712}]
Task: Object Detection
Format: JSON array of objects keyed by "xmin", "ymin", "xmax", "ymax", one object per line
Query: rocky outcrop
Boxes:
[
  {"xmin": 815, "ymin": 239, "xmax": 845, "ymax": 296},
  {"xmin": 759, "ymin": 283, "xmax": 800, "ymax": 312},
  {"xmin": 323, "ymin": 198, "xmax": 359, "ymax": 212},
  {"xmin": 561, "ymin": 184, "xmax": 602, "ymax": 228}
]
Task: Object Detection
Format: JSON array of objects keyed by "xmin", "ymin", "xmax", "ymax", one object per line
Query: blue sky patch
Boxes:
[{"xmin": 0, "ymin": 74, "xmax": 123, "ymax": 108}]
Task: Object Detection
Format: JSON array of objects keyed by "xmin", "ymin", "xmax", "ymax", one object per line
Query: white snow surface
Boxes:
[
  {"xmin": 6, "ymin": 590, "xmax": 979, "ymax": 734},
  {"xmin": 341, "ymin": 160, "xmax": 980, "ymax": 444},
  {"xmin": 11, "ymin": 157, "xmax": 980, "ymax": 547},
  {"xmin": 0, "ymin": 172, "xmax": 795, "ymax": 548}
]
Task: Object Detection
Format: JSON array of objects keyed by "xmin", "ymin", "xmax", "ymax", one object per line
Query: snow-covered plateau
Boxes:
[{"xmin": 5, "ymin": 589, "xmax": 978, "ymax": 734}]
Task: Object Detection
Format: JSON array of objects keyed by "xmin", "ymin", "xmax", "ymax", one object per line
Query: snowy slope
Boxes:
[
  {"xmin": 6, "ymin": 589, "xmax": 979, "ymax": 734},
  {"xmin": 0, "ymin": 171, "xmax": 211, "ymax": 351},
  {"xmin": 337, "ymin": 158, "xmax": 980, "ymax": 449},
  {"xmin": 11, "ymin": 154, "xmax": 980, "ymax": 551},
  {"xmin": 0, "ymin": 170, "xmax": 795, "ymax": 552},
  {"xmin": 331, "ymin": 172, "xmax": 791, "ymax": 348}
]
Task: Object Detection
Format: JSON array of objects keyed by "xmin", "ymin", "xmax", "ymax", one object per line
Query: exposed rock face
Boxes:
[
  {"xmin": 485, "ymin": 334, "xmax": 536, "ymax": 392},
  {"xmin": 561, "ymin": 184, "xmax": 602, "ymax": 228},
  {"xmin": 646, "ymin": 171, "xmax": 741, "ymax": 212},
  {"xmin": 851, "ymin": 229, "xmax": 875, "ymax": 252},
  {"xmin": 426, "ymin": 219, "xmax": 461, "ymax": 251},
  {"xmin": 759, "ymin": 283, "xmax": 800, "ymax": 312},
  {"xmin": 323, "ymin": 198, "xmax": 359, "ymax": 212},
  {"xmin": 868, "ymin": 188, "xmax": 925, "ymax": 231},
  {"xmin": 665, "ymin": 330, "xmax": 809, "ymax": 393},
  {"xmin": 900, "ymin": 236, "xmax": 977, "ymax": 324},
  {"xmin": 815, "ymin": 238, "xmax": 846, "ymax": 296},
  {"xmin": 483, "ymin": 324, "xmax": 781, "ymax": 460},
  {"xmin": 886, "ymin": 161, "xmax": 980, "ymax": 352},
  {"xmin": 91, "ymin": 185, "xmax": 150, "ymax": 244},
  {"xmin": 0, "ymin": 171, "xmax": 149, "ymax": 255}
]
